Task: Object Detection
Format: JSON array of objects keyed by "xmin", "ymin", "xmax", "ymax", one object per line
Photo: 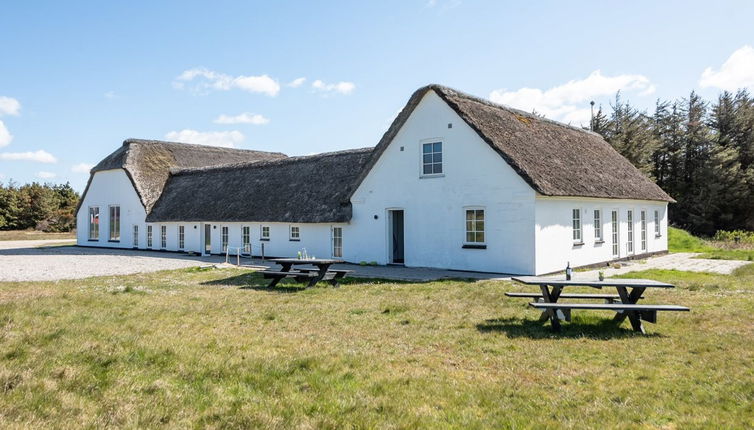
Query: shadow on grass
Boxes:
[{"xmin": 477, "ymin": 317, "xmax": 664, "ymax": 339}]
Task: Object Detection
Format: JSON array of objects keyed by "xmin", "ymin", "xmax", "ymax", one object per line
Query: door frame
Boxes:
[
  {"xmin": 386, "ymin": 208, "xmax": 405, "ymax": 265},
  {"xmin": 201, "ymin": 223, "xmax": 212, "ymax": 256}
]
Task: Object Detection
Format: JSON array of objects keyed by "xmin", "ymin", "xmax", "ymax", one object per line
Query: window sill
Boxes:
[
  {"xmin": 260, "ymin": 238, "xmax": 270, "ymax": 242},
  {"xmin": 88, "ymin": 239, "xmax": 100, "ymax": 242},
  {"xmin": 594, "ymin": 240, "xmax": 605, "ymax": 244},
  {"xmin": 462, "ymin": 244, "xmax": 487, "ymax": 249},
  {"xmin": 655, "ymin": 234, "xmax": 662, "ymax": 238},
  {"xmin": 573, "ymin": 242, "xmax": 585, "ymax": 247},
  {"xmin": 419, "ymin": 173, "xmax": 445, "ymax": 179},
  {"xmin": 108, "ymin": 240, "xmax": 120, "ymax": 243},
  {"xmin": 289, "ymin": 239, "xmax": 301, "ymax": 242}
]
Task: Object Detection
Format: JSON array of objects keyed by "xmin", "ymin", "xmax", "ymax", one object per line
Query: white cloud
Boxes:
[
  {"xmin": 0, "ymin": 121, "xmax": 12, "ymax": 147},
  {"xmin": 213, "ymin": 113, "xmax": 270, "ymax": 125},
  {"xmin": 311, "ymin": 80, "xmax": 356, "ymax": 95},
  {"xmin": 173, "ymin": 67, "xmax": 280, "ymax": 96},
  {"xmin": 0, "ymin": 96, "xmax": 21, "ymax": 116},
  {"xmin": 0, "ymin": 150, "xmax": 57, "ymax": 163},
  {"xmin": 287, "ymin": 77, "xmax": 306, "ymax": 88},
  {"xmin": 164, "ymin": 129, "xmax": 245, "ymax": 148},
  {"xmin": 104, "ymin": 91, "xmax": 117, "ymax": 99},
  {"xmin": 699, "ymin": 45, "xmax": 754, "ymax": 91},
  {"xmin": 36, "ymin": 171, "xmax": 56, "ymax": 179},
  {"xmin": 71, "ymin": 163, "xmax": 94, "ymax": 173},
  {"xmin": 489, "ymin": 70, "xmax": 654, "ymax": 126}
]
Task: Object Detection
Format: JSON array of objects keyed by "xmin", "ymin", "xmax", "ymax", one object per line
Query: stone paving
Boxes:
[{"xmin": 567, "ymin": 252, "xmax": 750, "ymax": 280}]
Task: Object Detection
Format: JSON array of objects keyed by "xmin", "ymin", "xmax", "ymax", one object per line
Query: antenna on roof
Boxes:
[{"xmin": 590, "ymin": 101, "xmax": 595, "ymax": 131}]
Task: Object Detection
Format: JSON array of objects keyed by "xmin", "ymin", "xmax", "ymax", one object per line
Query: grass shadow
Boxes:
[{"xmin": 476, "ymin": 316, "xmax": 664, "ymax": 339}]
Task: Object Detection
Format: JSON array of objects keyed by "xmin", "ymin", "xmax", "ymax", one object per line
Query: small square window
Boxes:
[{"xmin": 422, "ymin": 141, "xmax": 443, "ymax": 176}]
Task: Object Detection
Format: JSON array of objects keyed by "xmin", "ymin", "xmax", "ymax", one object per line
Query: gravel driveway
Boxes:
[{"xmin": 0, "ymin": 240, "xmax": 227, "ymax": 282}]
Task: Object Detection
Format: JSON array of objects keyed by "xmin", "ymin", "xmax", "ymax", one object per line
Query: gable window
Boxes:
[
  {"xmin": 178, "ymin": 225, "xmax": 185, "ymax": 250},
  {"xmin": 465, "ymin": 209, "xmax": 485, "ymax": 244},
  {"xmin": 640, "ymin": 211, "xmax": 647, "ymax": 251},
  {"xmin": 290, "ymin": 225, "xmax": 300, "ymax": 241},
  {"xmin": 627, "ymin": 210, "xmax": 634, "ymax": 254},
  {"xmin": 147, "ymin": 225, "xmax": 153, "ymax": 248},
  {"xmin": 594, "ymin": 209, "xmax": 602, "ymax": 242},
  {"xmin": 108, "ymin": 205, "xmax": 120, "ymax": 241},
  {"xmin": 654, "ymin": 210, "xmax": 661, "ymax": 237},
  {"xmin": 572, "ymin": 209, "xmax": 582, "ymax": 244},
  {"xmin": 332, "ymin": 227, "xmax": 343, "ymax": 258},
  {"xmin": 260, "ymin": 225, "xmax": 270, "ymax": 241},
  {"xmin": 160, "ymin": 225, "xmax": 167, "ymax": 249},
  {"xmin": 242, "ymin": 226, "xmax": 250, "ymax": 253},
  {"xmin": 133, "ymin": 225, "xmax": 139, "ymax": 248},
  {"xmin": 221, "ymin": 226, "xmax": 228, "ymax": 252},
  {"xmin": 422, "ymin": 141, "xmax": 443, "ymax": 175},
  {"xmin": 88, "ymin": 207, "xmax": 100, "ymax": 240}
]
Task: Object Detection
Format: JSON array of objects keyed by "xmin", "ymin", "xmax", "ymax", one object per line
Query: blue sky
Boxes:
[{"xmin": 1, "ymin": 0, "xmax": 753, "ymax": 191}]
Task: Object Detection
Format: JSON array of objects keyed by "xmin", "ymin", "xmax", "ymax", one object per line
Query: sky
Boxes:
[{"xmin": 1, "ymin": 0, "xmax": 753, "ymax": 192}]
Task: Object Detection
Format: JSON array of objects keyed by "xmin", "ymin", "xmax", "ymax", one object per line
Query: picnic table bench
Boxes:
[
  {"xmin": 510, "ymin": 277, "xmax": 690, "ymax": 333},
  {"xmin": 261, "ymin": 258, "xmax": 351, "ymax": 288}
]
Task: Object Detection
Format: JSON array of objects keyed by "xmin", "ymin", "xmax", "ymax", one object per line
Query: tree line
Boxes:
[
  {"xmin": 0, "ymin": 182, "xmax": 79, "ymax": 232},
  {"xmin": 591, "ymin": 89, "xmax": 754, "ymax": 236}
]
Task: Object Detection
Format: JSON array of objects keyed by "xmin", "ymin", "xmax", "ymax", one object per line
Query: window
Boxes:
[
  {"xmin": 611, "ymin": 210, "xmax": 619, "ymax": 257},
  {"xmin": 422, "ymin": 141, "xmax": 443, "ymax": 175},
  {"xmin": 160, "ymin": 225, "xmax": 167, "ymax": 249},
  {"xmin": 88, "ymin": 207, "xmax": 99, "ymax": 240},
  {"xmin": 178, "ymin": 225, "xmax": 185, "ymax": 250},
  {"xmin": 222, "ymin": 226, "xmax": 228, "ymax": 252},
  {"xmin": 260, "ymin": 225, "xmax": 270, "ymax": 241},
  {"xmin": 465, "ymin": 209, "xmax": 485, "ymax": 243},
  {"xmin": 242, "ymin": 226, "xmax": 250, "ymax": 253},
  {"xmin": 332, "ymin": 227, "xmax": 343, "ymax": 258},
  {"xmin": 641, "ymin": 211, "xmax": 647, "ymax": 251},
  {"xmin": 133, "ymin": 225, "xmax": 138, "ymax": 248},
  {"xmin": 147, "ymin": 225, "xmax": 153, "ymax": 248},
  {"xmin": 594, "ymin": 209, "xmax": 602, "ymax": 242},
  {"xmin": 654, "ymin": 210, "xmax": 661, "ymax": 236},
  {"xmin": 289, "ymin": 225, "xmax": 300, "ymax": 241},
  {"xmin": 108, "ymin": 205, "xmax": 120, "ymax": 241},
  {"xmin": 572, "ymin": 209, "xmax": 582, "ymax": 243},
  {"xmin": 627, "ymin": 210, "xmax": 634, "ymax": 254}
]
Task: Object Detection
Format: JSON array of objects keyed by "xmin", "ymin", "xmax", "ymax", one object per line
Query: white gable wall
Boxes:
[
  {"xmin": 76, "ymin": 169, "xmax": 146, "ymax": 248},
  {"xmin": 347, "ymin": 91, "xmax": 537, "ymax": 274},
  {"xmin": 535, "ymin": 196, "xmax": 669, "ymax": 274}
]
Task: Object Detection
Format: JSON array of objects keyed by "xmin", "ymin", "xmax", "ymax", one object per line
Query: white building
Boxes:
[{"xmin": 76, "ymin": 85, "xmax": 673, "ymax": 275}]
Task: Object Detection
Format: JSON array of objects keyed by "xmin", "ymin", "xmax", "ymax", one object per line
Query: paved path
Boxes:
[{"xmin": 567, "ymin": 252, "xmax": 750, "ymax": 280}]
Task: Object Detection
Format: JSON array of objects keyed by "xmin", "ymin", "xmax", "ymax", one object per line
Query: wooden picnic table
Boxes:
[
  {"xmin": 263, "ymin": 258, "xmax": 348, "ymax": 288},
  {"xmin": 511, "ymin": 276, "xmax": 689, "ymax": 333}
]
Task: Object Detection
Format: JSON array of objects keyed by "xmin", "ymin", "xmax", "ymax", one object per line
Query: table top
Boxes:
[
  {"xmin": 512, "ymin": 276, "xmax": 675, "ymax": 288},
  {"xmin": 269, "ymin": 258, "xmax": 344, "ymax": 265}
]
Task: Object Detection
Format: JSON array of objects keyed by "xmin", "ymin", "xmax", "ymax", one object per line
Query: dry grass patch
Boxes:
[{"xmin": 0, "ymin": 266, "xmax": 752, "ymax": 428}]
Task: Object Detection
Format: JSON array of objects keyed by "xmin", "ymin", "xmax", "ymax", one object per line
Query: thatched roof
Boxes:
[
  {"xmin": 146, "ymin": 148, "xmax": 373, "ymax": 223},
  {"xmin": 77, "ymin": 139, "xmax": 287, "ymax": 214},
  {"xmin": 351, "ymin": 84, "xmax": 674, "ymax": 203}
]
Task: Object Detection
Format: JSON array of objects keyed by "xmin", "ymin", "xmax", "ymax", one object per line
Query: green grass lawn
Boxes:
[
  {"xmin": 0, "ymin": 230, "xmax": 76, "ymax": 241},
  {"xmin": 668, "ymin": 227, "xmax": 754, "ymax": 261},
  {"xmin": 1, "ymin": 267, "xmax": 752, "ymax": 429}
]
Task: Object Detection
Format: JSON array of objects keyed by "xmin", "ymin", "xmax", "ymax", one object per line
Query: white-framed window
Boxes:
[
  {"xmin": 332, "ymin": 226, "xmax": 343, "ymax": 258},
  {"xmin": 88, "ymin": 206, "xmax": 100, "ymax": 240},
  {"xmin": 465, "ymin": 208, "xmax": 485, "ymax": 244},
  {"xmin": 289, "ymin": 225, "xmax": 300, "ymax": 241},
  {"xmin": 572, "ymin": 209, "xmax": 582, "ymax": 243},
  {"xmin": 654, "ymin": 210, "xmax": 661, "ymax": 236},
  {"xmin": 260, "ymin": 225, "xmax": 270, "ymax": 240},
  {"xmin": 422, "ymin": 141, "xmax": 443, "ymax": 175},
  {"xmin": 147, "ymin": 225, "xmax": 153, "ymax": 248},
  {"xmin": 640, "ymin": 210, "xmax": 647, "ymax": 251},
  {"xmin": 108, "ymin": 205, "xmax": 120, "ymax": 241},
  {"xmin": 133, "ymin": 225, "xmax": 138, "ymax": 248},
  {"xmin": 221, "ymin": 226, "xmax": 228, "ymax": 252},
  {"xmin": 160, "ymin": 225, "xmax": 167, "ymax": 249},
  {"xmin": 627, "ymin": 210, "xmax": 634, "ymax": 254},
  {"xmin": 178, "ymin": 225, "xmax": 185, "ymax": 250},
  {"xmin": 611, "ymin": 210, "xmax": 619, "ymax": 257},
  {"xmin": 242, "ymin": 226, "xmax": 250, "ymax": 253},
  {"xmin": 594, "ymin": 209, "xmax": 602, "ymax": 242}
]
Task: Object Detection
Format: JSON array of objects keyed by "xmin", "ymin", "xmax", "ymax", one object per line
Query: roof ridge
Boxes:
[
  {"xmin": 122, "ymin": 138, "xmax": 287, "ymax": 156},
  {"xmin": 171, "ymin": 147, "xmax": 374, "ymax": 176},
  {"xmin": 426, "ymin": 84, "xmax": 602, "ymax": 137}
]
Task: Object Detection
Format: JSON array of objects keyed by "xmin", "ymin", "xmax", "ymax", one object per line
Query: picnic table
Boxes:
[
  {"xmin": 510, "ymin": 276, "xmax": 690, "ymax": 333},
  {"xmin": 261, "ymin": 258, "xmax": 351, "ymax": 288}
]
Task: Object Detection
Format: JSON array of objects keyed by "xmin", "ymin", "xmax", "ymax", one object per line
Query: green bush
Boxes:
[{"xmin": 713, "ymin": 230, "xmax": 754, "ymax": 244}]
